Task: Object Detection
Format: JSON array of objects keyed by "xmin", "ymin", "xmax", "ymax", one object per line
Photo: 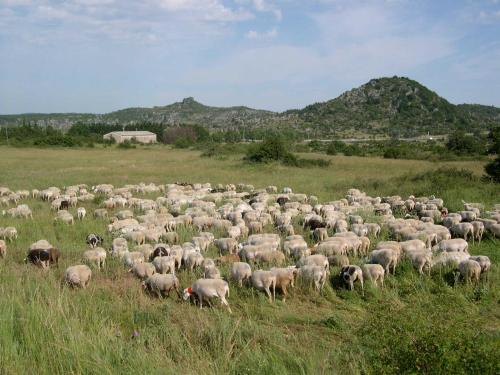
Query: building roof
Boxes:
[{"xmin": 104, "ymin": 131, "xmax": 156, "ymax": 137}]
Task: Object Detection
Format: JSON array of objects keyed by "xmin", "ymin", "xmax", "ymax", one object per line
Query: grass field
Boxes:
[{"xmin": 0, "ymin": 145, "xmax": 499, "ymax": 374}]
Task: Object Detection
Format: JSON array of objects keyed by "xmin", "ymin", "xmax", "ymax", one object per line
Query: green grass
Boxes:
[{"xmin": 0, "ymin": 146, "xmax": 499, "ymax": 374}]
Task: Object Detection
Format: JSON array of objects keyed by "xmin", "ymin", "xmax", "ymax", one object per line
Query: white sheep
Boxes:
[
  {"xmin": 361, "ymin": 264, "xmax": 385, "ymax": 287},
  {"xmin": 298, "ymin": 265, "xmax": 329, "ymax": 291},
  {"xmin": 458, "ymin": 259, "xmax": 481, "ymax": 283},
  {"xmin": 123, "ymin": 251, "xmax": 145, "ymax": 268},
  {"xmin": 143, "ymin": 274, "xmax": 181, "ymax": 298},
  {"xmin": 152, "ymin": 255, "xmax": 176, "ymax": 274},
  {"xmin": 468, "ymin": 256, "xmax": 491, "ymax": 274},
  {"xmin": 251, "ymin": 270, "xmax": 277, "ymax": 303},
  {"xmin": 0, "ymin": 239, "xmax": 6, "ymax": 258},
  {"xmin": 183, "ymin": 278, "xmax": 231, "ymax": 313},
  {"xmin": 130, "ymin": 262, "xmax": 156, "ymax": 280},
  {"xmin": 231, "ymin": 262, "xmax": 252, "ymax": 287},
  {"xmin": 432, "ymin": 239, "xmax": 468, "ymax": 253},
  {"xmin": 64, "ymin": 265, "xmax": 92, "ymax": 288},
  {"xmin": 77, "ymin": 207, "xmax": 86, "ymax": 220},
  {"xmin": 369, "ymin": 249, "xmax": 398, "ymax": 275},
  {"xmin": 82, "ymin": 248, "xmax": 107, "ymax": 269}
]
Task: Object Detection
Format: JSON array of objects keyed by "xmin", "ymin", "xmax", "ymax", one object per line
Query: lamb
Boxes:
[
  {"xmin": 64, "ymin": 265, "xmax": 92, "ymax": 288},
  {"xmin": 183, "ymin": 278, "xmax": 231, "ymax": 313},
  {"xmin": 130, "ymin": 262, "xmax": 156, "ymax": 280},
  {"xmin": 340, "ymin": 265, "xmax": 364, "ymax": 292},
  {"xmin": 458, "ymin": 259, "xmax": 481, "ymax": 283},
  {"xmin": 369, "ymin": 249, "xmax": 398, "ymax": 275},
  {"xmin": 83, "ymin": 248, "xmax": 107, "ymax": 269},
  {"xmin": 152, "ymin": 255, "xmax": 176, "ymax": 274},
  {"xmin": 2, "ymin": 227, "xmax": 18, "ymax": 241},
  {"xmin": 298, "ymin": 265, "xmax": 329, "ymax": 291},
  {"xmin": 231, "ymin": 262, "xmax": 252, "ymax": 287},
  {"xmin": 361, "ymin": 264, "xmax": 385, "ymax": 287},
  {"xmin": 270, "ymin": 266, "xmax": 297, "ymax": 301},
  {"xmin": 432, "ymin": 239, "xmax": 468, "ymax": 253},
  {"xmin": 77, "ymin": 207, "xmax": 86, "ymax": 220},
  {"xmin": 0, "ymin": 240, "xmax": 6, "ymax": 258},
  {"xmin": 143, "ymin": 274, "xmax": 181, "ymax": 298},
  {"xmin": 313, "ymin": 227, "xmax": 328, "ymax": 241},
  {"xmin": 251, "ymin": 270, "xmax": 277, "ymax": 303}
]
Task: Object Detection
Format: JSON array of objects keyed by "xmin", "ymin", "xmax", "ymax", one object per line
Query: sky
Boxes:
[{"xmin": 0, "ymin": 0, "xmax": 499, "ymax": 114}]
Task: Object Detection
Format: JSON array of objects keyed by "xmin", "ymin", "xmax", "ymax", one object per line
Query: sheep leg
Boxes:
[{"xmin": 264, "ymin": 287, "xmax": 272, "ymax": 303}]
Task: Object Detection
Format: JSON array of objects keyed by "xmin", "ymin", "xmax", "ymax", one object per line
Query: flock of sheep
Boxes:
[{"xmin": 0, "ymin": 182, "xmax": 498, "ymax": 313}]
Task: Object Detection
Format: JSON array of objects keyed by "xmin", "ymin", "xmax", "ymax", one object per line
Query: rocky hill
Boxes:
[{"xmin": 1, "ymin": 77, "xmax": 498, "ymax": 137}]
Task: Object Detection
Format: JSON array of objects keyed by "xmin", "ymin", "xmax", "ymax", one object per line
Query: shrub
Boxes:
[
  {"xmin": 173, "ymin": 137, "xmax": 193, "ymax": 149},
  {"xmin": 245, "ymin": 137, "xmax": 292, "ymax": 163},
  {"xmin": 484, "ymin": 156, "xmax": 500, "ymax": 183},
  {"xmin": 117, "ymin": 140, "xmax": 136, "ymax": 149}
]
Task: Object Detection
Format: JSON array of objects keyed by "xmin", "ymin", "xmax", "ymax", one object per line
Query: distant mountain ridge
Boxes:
[{"xmin": 1, "ymin": 77, "xmax": 498, "ymax": 137}]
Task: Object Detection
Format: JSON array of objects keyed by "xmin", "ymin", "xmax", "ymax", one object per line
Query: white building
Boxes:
[{"xmin": 103, "ymin": 131, "xmax": 157, "ymax": 144}]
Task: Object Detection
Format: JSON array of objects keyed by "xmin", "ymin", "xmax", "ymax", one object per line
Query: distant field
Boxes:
[{"xmin": 0, "ymin": 146, "xmax": 498, "ymax": 374}]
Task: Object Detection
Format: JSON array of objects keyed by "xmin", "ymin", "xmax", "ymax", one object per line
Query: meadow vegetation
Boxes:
[{"xmin": 0, "ymin": 146, "xmax": 499, "ymax": 374}]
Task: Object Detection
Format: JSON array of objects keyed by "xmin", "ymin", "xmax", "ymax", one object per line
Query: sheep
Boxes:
[
  {"xmin": 2, "ymin": 227, "xmax": 17, "ymax": 241},
  {"xmin": 123, "ymin": 251, "xmax": 145, "ymax": 268},
  {"xmin": 254, "ymin": 250, "xmax": 285, "ymax": 266},
  {"xmin": 170, "ymin": 246, "xmax": 183, "ymax": 270},
  {"xmin": 64, "ymin": 265, "xmax": 92, "ymax": 288},
  {"xmin": 458, "ymin": 259, "xmax": 481, "ymax": 284},
  {"xmin": 313, "ymin": 227, "xmax": 328, "ymax": 241},
  {"xmin": 315, "ymin": 240, "xmax": 347, "ymax": 257},
  {"xmin": 135, "ymin": 244, "xmax": 154, "ymax": 261},
  {"xmin": 451, "ymin": 223, "xmax": 474, "ymax": 242},
  {"xmin": 83, "ymin": 248, "xmax": 107, "ymax": 269},
  {"xmin": 471, "ymin": 221, "xmax": 484, "ymax": 243},
  {"xmin": 185, "ymin": 252, "xmax": 204, "ymax": 271},
  {"xmin": 214, "ymin": 238, "xmax": 238, "ymax": 255},
  {"xmin": 283, "ymin": 238, "xmax": 309, "ymax": 259},
  {"xmin": 340, "ymin": 265, "xmax": 364, "ymax": 292},
  {"xmin": 361, "ymin": 264, "xmax": 385, "ymax": 287},
  {"xmin": 93, "ymin": 208, "xmax": 108, "ymax": 219},
  {"xmin": 432, "ymin": 239, "xmax": 469, "ymax": 253},
  {"xmin": 369, "ymin": 249, "xmax": 398, "ymax": 275},
  {"xmin": 251, "ymin": 270, "xmax": 277, "ymax": 303},
  {"xmin": 143, "ymin": 274, "xmax": 181, "ymax": 298},
  {"xmin": 298, "ymin": 265, "xmax": 329, "ymax": 291},
  {"xmin": 77, "ymin": 207, "xmax": 86, "ymax": 220},
  {"xmin": 130, "ymin": 262, "xmax": 156, "ymax": 280},
  {"xmin": 124, "ymin": 231, "xmax": 146, "ymax": 246},
  {"xmin": 152, "ymin": 255, "xmax": 176, "ymax": 274},
  {"xmin": 327, "ymin": 255, "xmax": 349, "ymax": 268},
  {"xmin": 111, "ymin": 238, "xmax": 129, "ymax": 258},
  {"xmin": 231, "ymin": 262, "xmax": 252, "ymax": 287},
  {"xmin": 203, "ymin": 260, "xmax": 222, "ymax": 279},
  {"xmin": 162, "ymin": 232, "xmax": 179, "ymax": 245},
  {"xmin": 432, "ymin": 251, "xmax": 470, "ymax": 268},
  {"xmin": 270, "ymin": 266, "xmax": 297, "ymax": 301},
  {"xmin": 0, "ymin": 239, "xmax": 6, "ymax": 258},
  {"xmin": 405, "ymin": 250, "xmax": 432, "ymax": 275},
  {"xmin": 400, "ymin": 239, "xmax": 427, "ymax": 254},
  {"xmin": 296, "ymin": 254, "xmax": 329, "ymax": 271},
  {"xmin": 183, "ymin": 278, "xmax": 231, "ymax": 313},
  {"xmin": 214, "ymin": 253, "xmax": 241, "ymax": 264},
  {"xmin": 468, "ymin": 256, "xmax": 491, "ymax": 274}
]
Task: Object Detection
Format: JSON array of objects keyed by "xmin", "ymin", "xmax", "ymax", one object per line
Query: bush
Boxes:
[
  {"xmin": 117, "ymin": 140, "xmax": 136, "ymax": 149},
  {"xmin": 446, "ymin": 131, "xmax": 485, "ymax": 155},
  {"xmin": 326, "ymin": 142, "xmax": 339, "ymax": 155},
  {"xmin": 245, "ymin": 137, "xmax": 292, "ymax": 163},
  {"xmin": 173, "ymin": 137, "xmax": 193, "ymax": 149},
  {"xmin": 484, "ymin": 156, "xmax": 500, "ymax": 182}
]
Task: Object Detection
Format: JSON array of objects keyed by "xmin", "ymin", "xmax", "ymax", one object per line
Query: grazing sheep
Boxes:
[
  {"xmin": 163, "ymin": 232, "xmax": 179, "ymax": 245},
  {"xmin": 153, "ymin": 255, "xmax": 176, "ymax": 274},
  {"xmin": 231, "ymin": 262, "xmax": 252, "ymax": 287},
  {"xmin": 406, "ymin": 250, "xmax": 432, "ymax": 275},
  {"xmin": 361, "ymin": 264, "xmax": 385, "ymax": 287},
  {"xmin": 185, "ymin": 252, "xmax": 204, "ymax": 271},
  {"xmin": 94, "ymin": 209, "xmax": 108, "ymax": 219},
  {"xmin": 214, "ymin": 238, "xmax": 238, "ymax": 255},
  {"xmin": 296, "ymin": 254, "xmax": 329, "ymax": 271},
  {"xmin": 130, "ymin": 262, "xmax": 156, "ymax": 280},
  {"xmin": 298, "ymin": 265, "xmax": 329, "ymax": 291},
  {"xmin": 369, "ymin": 249, "xmax": 398, "ymax": 275},
  {"xmin": 183, "ymin": 278, "xmax": 231, "ymax": 313},
  {"xmin": 458, "ymin": 259, "xmax": 481, "ymax": 283},
  {"xmin": 2, "ymin": 227, "xmax": 18, "ymax": 242},
  {"xmin": 340, "ymin": 265, "xmax": 364, "ymax": 292},
  {"xmin": 451, "ymin": 223, "xmax": 474, "ymax": 242},
  {"xmin": 251, "ymin": 270, "xmax": 277, "ymax": 303},
  {"xmin": 254, "ymin": 250, "xmax": 285, "ymax": 266},
  {"xmin": 124, "ymin": 231, "xmax": 146, "ymax": 246},
  {"xmin": 123, "ymin": 251, "xmax": 145, "ymax": 268},
  {"xmin": 0, "ymin": 240, "xmax": 6, "ymax": 258},
  {"xmin": 83, "ymin": 248, "xmax": 107, "ymax": 269},
  {"xmin": 215, "ymin": 253, "xmax": 241, "ymax": 265},
  {"xmin": 432, "ymin": 251, "xmax": 470, "ymax": 268},
  {"xmin": 77, "ymin": 207, "xmax": 86, "ymax": 220},
  {"xmin": 143, "ymin": 274, "xmax": 181, "ymax": 298},
  {"xmin": 270, "ymin": 266, "xmax": 297, "ymax": 301},
  {"xmin": 471, "ymin": 221, "xmax": 485, "ymax": 243},
  {"xmin": 327, "ymin": 255, "xmax": 349, "ymax": 268},
  {"xmin": 313, "ymin": 227, "xmax": 328, "ymax": 241},
  {"xmin": 432, "ymin": 239, "xmax": 469, "ymax": 253},
  {"xmin": 111, "ymin": 238, "xmax": 129, "ymax": 258},
  {"xmin": 64, "ymin": 265, "xmax": 92, "ymax": 288},
  {"xmin": 468, "ymin": 256, "xmax": 491, "ymax": 274}
]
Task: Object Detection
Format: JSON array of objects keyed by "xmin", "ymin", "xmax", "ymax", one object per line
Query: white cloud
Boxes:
[{"xmin": 245, "ymin": 27, "xmax": 277, "ymax": 39}]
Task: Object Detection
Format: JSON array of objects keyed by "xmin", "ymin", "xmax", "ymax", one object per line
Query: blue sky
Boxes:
[{"xmin": 0, "ymin": 0, "xmax": 499, "ymax": 114}]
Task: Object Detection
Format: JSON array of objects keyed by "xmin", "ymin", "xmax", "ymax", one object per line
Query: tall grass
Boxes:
[{"xmin": 0, "ymin": 146, "xmax": 498, "ymax": 374}]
